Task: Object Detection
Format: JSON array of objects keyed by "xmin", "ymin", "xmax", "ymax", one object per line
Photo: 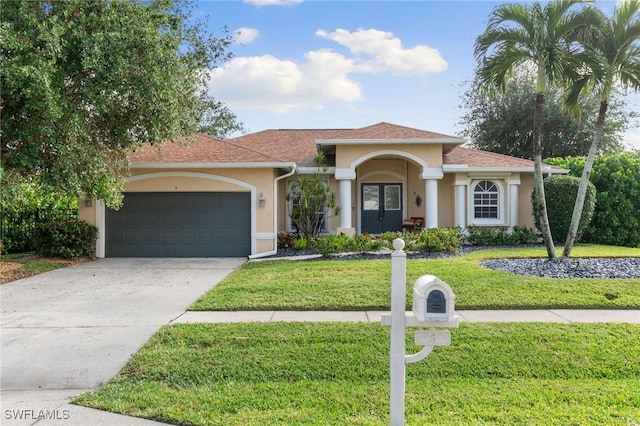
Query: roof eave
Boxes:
[
  {"xmin": 129, "ymin": 162, "xmax": 297, "ymax": 169},
  {"xmin": 316, "ymin": 137, "xmax": 466, "ymax": 146},
  {"xmin": 443, "ymin": 165, "xmax": 568, "ymax": 174}
]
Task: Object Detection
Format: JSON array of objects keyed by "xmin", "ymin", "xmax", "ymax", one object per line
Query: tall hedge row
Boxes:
[
  {"xmin": 545, "ymin": 153, "xmax": 640, "ymax": 248},
  {"xmin": 532, "ymin": 175, "xmax": 596, "ymax": 243}
]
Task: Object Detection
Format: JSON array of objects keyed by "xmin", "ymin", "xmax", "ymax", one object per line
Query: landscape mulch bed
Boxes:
[{"xmin": 0, "ymin": 255, "xmax": 94, "ymax": 285}]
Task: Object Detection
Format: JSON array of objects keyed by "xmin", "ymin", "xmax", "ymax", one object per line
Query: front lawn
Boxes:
[
  {"xmin": 191, "ymin": 245, "xmax": 640, "ymax": 311},
  {"xmin": 75, "ymin": 322, "xmax": 640, "ymax": 425}
]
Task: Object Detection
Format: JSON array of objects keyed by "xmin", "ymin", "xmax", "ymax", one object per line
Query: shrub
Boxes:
[
  {"xmin": 509, "ymin": 226, "xmax": 538, "ymax": 244},
  {"xmin": 415, "ymin": 227, "xmax": 461, "ymax": 252},
  {"xmin": 277, "ymin": 232, "xmax": 297, "ymax": 249},
  {"xmin": 545, "ymin": 153, "xmax": 640, "ymax": 248},
  {"xmin": 464, "ymin": 226, "xmax": 507, "ymax": 245},
  {"xmin": 313, "ymin": 234, "xmax": 351, "ymax": 257},
  {"xmin": 35, "ymin": 218, "xmax": 98, "ymax": 259},
  {"xmin": 350, "ymin": 233, "xmax": 383, "ymax": 253},
  {"xmin": 582, "ymin": 154, "xmax": 640, "ymax": 247},
  {"xmin": 464, "ymin": 226, "xmax": 538, "ymax": 245},
  {"xmin": 532, "ymin": 175, "xmax": 596, "ymax": 243},
  {"xmin": 379, "ymin": 231, "xmax": 419, "ymax": 251},
  {"xmin": 379, "ymin": 229, "xmax": 461, "ymax": 253},
  {"xmin": 293, "ymin": 236, "xmax": 308, "ymax": 250}
]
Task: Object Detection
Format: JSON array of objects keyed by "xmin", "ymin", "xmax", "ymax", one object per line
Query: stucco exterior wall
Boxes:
[
  {"xmin": 519, "ymin": 174, "xmax": 536, "ymax": 228},
  {"xmin": 336, "ymin": 144, "xmax": 443, "ymax": 169}
]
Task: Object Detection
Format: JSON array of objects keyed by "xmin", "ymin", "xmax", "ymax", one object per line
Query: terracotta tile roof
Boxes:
[
  {"xmin": 128, "ymin": 133, "xmax": 283, "ymax": 164},
  {"xmin": 324, "ymin": 122, "xmax": 459, "ymax": 140},
  {"xmin": 444, "ymin": 146, "xmax": 536, "ymax": 168}
]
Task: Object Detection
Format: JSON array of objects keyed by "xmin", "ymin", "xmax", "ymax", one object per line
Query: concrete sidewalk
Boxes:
[{"xmin": 173, "ymin": 309, "xmax": 640, "ymax": 324}]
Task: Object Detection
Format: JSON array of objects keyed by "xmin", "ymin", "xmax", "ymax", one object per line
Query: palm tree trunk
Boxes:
[
  {"xmin": 562, "ymin": 101, "xmax": 608, "ymax": 258},
  {"xmin": 533, "ymin": 92, "xmax": 557, "ymax": 259}
]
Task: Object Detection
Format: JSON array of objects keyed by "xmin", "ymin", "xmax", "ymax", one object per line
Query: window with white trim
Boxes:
[{"xmin": 473, "ymin": 180, "xmax": 499, "ymax": 219}]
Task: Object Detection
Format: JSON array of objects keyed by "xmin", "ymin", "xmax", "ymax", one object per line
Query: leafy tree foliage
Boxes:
[
  {"xmin": 546, "ymin": 154, "xmax": 640, "ymax": 248},
  {"xmin": 531, "ymin": 175, "xmax": 596, "ymax": 243},
  {"xmin": 286, "ymin": 153, "xmax": 340, "ymax": 241},
  {"xmin": 457, "ymin": 73, "xmax": 633, "ymax": 159},
  {"xmin": 1, "ymin": 0, "xmax": 241, "ymax": 208}
]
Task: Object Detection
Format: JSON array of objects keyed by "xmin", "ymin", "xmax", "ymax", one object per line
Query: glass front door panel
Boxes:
[
  {"xmin": 385, "ymin": 185, "xmax": 401, "ymax": 210},
  {"xmin": 363, "ymin": 185, "xmax": 380, "ymax": 211}
]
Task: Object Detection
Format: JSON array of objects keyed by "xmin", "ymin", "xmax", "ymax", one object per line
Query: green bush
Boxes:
[
  {"xmin": 379, "ymin": 231, "xmax": 419, "ymax": 251},
  {"xmin": 545, "ymin": 153, "xmax": 640, "ymax": 248},
  {"xmin": 313, "ymin": 234, "xmax": 352, "ymax": 257},
  {"xmin": 531, "ymin": 175, "xmax": 596, "ymax": 243},
  {"xmin": 35, "ymin": 218, "xmax": 98, "ymax": 259},
  {"xmin": 293, "ymin": 236, "xmax": 308, "ymax": 251},
  {"xmin": 510, "ymin": 226, "xmax": 539, "ymax": 244},
  {"xmin": 464, "ymin": 226, "xmax": 538, "ymax": 245},
  {"xmin": 585, "ymin": 154, "xmax": 640, "ymax": 247},
  {"xmin": 380, "ymin": 228, "xmax": 461, "ymax": 253},
  {"xmin": 415, "ymin": 227, "xmax": 461, "ymax": 252}
]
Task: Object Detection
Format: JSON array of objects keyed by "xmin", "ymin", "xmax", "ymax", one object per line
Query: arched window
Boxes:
[{"xmin": 473, "ymin": 181, "xmax": 499, "ymax": 219}]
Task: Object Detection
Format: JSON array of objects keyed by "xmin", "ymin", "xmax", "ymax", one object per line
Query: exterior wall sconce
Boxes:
[
  {"xmin": 85, "ymin": 197, "xmax": 92, "ymax": 207},
  {"xmin": 258, "ymin": 192, "xmax": 266, "ymax": 207}
]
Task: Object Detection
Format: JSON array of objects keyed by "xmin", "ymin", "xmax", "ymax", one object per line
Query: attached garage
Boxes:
[{"xmin": 105, "ymin": 192, "xmax": 251, "ymax": 257}]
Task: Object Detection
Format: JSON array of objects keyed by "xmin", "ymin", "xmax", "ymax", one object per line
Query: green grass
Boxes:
[
  {"xmin": 75, "ymin": 322, "xmax": 640, "ymax": 425},
  {"xmin": 190, "ymin": 245, "xmax": 640, "ymax": 311}
]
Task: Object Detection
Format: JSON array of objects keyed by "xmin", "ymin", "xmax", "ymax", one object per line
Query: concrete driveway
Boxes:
[{"xmin": 0, "ymin": 258, "xmax": 244, "ymax": 425}]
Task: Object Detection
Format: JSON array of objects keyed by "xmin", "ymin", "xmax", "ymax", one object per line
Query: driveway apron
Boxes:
[{"xmin": 0, "ymin": 258, "xmax": 244, "ymax": 425}]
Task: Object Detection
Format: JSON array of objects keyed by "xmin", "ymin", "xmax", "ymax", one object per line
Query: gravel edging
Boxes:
[{"xmin": 481, "ymin": 257, "xmax": 640, "ymax": 279}]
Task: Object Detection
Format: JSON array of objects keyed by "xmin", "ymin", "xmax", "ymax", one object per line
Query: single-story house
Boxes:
[{"xmin": 79, "ymin": 122, "xmax": 562, "ymax": 258}]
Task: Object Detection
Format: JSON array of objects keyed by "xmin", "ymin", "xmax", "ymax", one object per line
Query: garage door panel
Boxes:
[{"xmin": 106, "ymin": 192, "xmax": 251, "ymax": 257}]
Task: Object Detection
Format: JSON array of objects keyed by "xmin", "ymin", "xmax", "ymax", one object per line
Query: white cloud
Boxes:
[
  {"xmin": 208, "ymin": 27, "xmax": 447, "ymax": 114},
  {"xmin": 208, "ymin": 53, "xmax": 362, "ymax": 114},
  {"xmin": 233, "ymin": 27, "xmax": 260, "ymax": 44},
  {"xmin": 316, "ymin": 28, "xmax": 448, "ymax": 76},
  {"xmin": 244, "ymin": 0, "xmax": 302, "ymax": 6}
]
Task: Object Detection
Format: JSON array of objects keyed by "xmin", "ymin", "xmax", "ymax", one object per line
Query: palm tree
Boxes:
[
  {"xmin": 474, "ymin": 0, "xmax": 601, "ymax": 259},
  {"xmin": 562, "ymin": 0, "xmax": 640, "ymax": 258}
]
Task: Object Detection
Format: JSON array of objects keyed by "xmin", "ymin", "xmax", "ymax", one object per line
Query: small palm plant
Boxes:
[{"xmin": 286, "ymin": 152, "xmax": 340, "ymax": 241}]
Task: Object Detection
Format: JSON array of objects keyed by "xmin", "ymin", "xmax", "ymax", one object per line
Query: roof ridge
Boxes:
[{"xmin": 218, "ymin": 135, "xmax": 284, "ymax": 163}]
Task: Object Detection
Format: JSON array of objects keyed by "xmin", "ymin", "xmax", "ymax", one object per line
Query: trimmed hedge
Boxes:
[
  {"xmin": 464, "ymin": 226, "xmax": 538, "ymax": 246},
  {"xmin": 545, "ymin": 153, "xmax": 640, "ymax": 248},
  {"xmin": 35, "ymin": 218, "xmax": 98, "ymax": 259},
  {"xmin": 532, "ymin": 175, "xmax": 596, "ymax": 243}
]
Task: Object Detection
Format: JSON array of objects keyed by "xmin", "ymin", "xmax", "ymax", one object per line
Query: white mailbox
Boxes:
[{"xmin": 412, "ymin": 275, "xmax": 456, "ymax": 323}]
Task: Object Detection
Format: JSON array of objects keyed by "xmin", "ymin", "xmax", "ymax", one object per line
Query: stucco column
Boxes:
[
  {"xmin": 455, "ymin": 181, "xmax": 467, "ymax": 229},
  {"xmin": 425, "ymin": 179, "xmax": 439, "ymax": 228},
  {"xmin": 338, "ymin": 178, "xmax": 355, "ymax": 236},
  {"xmin": 509, "ymin": 180, "xmax": 520, "ymax": 229}
]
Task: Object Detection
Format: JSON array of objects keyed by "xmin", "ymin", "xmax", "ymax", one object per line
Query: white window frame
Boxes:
[{"xmin": 469, "ymin": 179, "xmax": 506, "ymax": 226}]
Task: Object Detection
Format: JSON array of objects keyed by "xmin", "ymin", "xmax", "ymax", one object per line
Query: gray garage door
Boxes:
[{"xmin": 106, "ymin": 192, "xmax": 251, "ymax": 257}]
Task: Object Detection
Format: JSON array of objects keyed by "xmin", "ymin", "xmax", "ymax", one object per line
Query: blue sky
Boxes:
[{"xmin": 201, "ymin": 0, "xmax": 639, "ymax": 149}]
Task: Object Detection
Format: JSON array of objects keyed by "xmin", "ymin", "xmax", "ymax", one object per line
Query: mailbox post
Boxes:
[{"xmin": 382, "ymin": 238, "xmax": 458, "ymax": 425}]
